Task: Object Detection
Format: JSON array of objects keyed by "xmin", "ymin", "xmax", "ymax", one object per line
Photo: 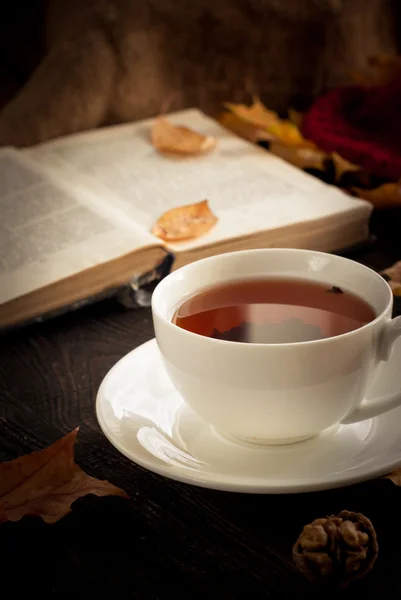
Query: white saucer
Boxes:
[{"xmin": 96, "ymin": 338, "xmax": 401, "ymax": 494}]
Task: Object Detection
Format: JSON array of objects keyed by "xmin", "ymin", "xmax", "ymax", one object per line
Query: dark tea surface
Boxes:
[{"xmin": 172, "ymin": 278, "xmax": 376, "ymax": 343}]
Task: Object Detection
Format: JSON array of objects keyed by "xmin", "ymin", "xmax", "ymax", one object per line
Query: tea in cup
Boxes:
[{"xmin": 152, "ymin": 249, "xmax": 401, "ymax": 444}]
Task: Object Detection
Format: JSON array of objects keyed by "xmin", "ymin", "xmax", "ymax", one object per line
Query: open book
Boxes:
[{"xmin": 0, "ymin": 109, "xmax": 372, "ymax": 330}]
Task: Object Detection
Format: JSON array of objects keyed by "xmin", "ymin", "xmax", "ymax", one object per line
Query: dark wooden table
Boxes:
[{"xmin": 1, "ymin": 211, "xmax": 401, "ymax": 599}]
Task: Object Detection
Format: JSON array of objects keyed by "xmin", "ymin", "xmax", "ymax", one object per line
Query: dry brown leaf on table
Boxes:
[
  {"xmin": 151, "ymin": 116, "xmax": 216, "ymax": 155},
  {"xmin": 384, "ymin": 469, "xmax": 401, "ymax": 485},
  {"xmin": 269, "ymin": 141, "xmax": 327, "ymax": 171},
  {"xmin": 352, "ymin": 181, "xmax": 401, "ymax": 209},
  {"xmin": 152, "ymin": 199, "xmax": 218, "ymax": 242},
  {"xmin": 331, "ymin": 152, "xmax": 362, "ymax": 181},
  {"xmin": 0, "ymin": 429, "xmax": 128, "ymax": 524}
]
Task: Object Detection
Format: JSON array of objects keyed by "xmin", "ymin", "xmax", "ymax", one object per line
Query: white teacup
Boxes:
[{"xmin": 152, "ymin": 248, "xmax": 401, "ymax": 445}]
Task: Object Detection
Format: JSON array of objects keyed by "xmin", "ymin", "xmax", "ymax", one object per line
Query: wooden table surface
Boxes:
[{"xmin": 1, "ymin": 211, "xmax": 401, "ymax": 599}]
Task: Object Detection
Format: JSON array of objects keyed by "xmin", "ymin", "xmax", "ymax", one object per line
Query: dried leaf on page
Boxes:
[
  {"xmin": 152, "ymin": 200, "xmax": 218, "ymax": 242},
  {"xmin": 151, "ymin": 117, "xmax": 216, "ymax": 155},
  {"xmin": 0, "ymin": 429, "xmax": 128, "ymax": 524}
]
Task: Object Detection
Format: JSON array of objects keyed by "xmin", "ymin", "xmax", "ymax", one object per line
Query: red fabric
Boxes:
[{"xmin": 302, "ymin": 83, "xmax": 401, "ymax": 180}]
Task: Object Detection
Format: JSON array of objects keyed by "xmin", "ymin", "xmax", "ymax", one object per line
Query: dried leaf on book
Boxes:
[
  {"xmin": 352, "ymin": 181, "xmax": 401, "ymax": 209},
  {"xmin": 0, "ymin": 429, "xmax": 128, "ymax": 524},
  {"xmin": 151, "ymin": 117, "xmax": 216, "ymax": 155},
  {"xmin": 152, "ymin": 200, "xmax": 218, "ymax": 242}
]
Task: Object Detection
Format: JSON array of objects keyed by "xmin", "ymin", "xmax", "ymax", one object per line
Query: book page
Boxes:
[
  {"xmin": 26, "ymin": 109, "xmax": 372, "ymax": 253},
  {"xmin": 0, "ymin": 148, "xmax": 158, "ymax": 305}
]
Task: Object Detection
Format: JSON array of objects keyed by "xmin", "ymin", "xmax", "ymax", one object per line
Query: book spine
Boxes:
[
  {"xmin": 0, "ymin": 252, "xmax": 175, "ymax": 334},
  {"xmin": 115, "ymin": 252, "xmax": 175, "ymax": 309}
]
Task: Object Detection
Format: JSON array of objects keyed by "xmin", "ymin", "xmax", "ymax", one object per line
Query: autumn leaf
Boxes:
[
  {"xmin": 271, "ymin": 149, "xmax": 362, "ymax": 182},
  {"xmin": 218, "ymin": 111, "xmax": 265, "ymax": 143},
  {"xmin": 388, "ymin": 283, "xmax": 401, "ymax": 297},
  {"xmin": 220, "ymin": 105, "xmax": 326, "ymax": 171},
  {"xmin": 267, "ymin": 120, "xmax": 311, "ymax": 147},
  {"xmin": 0, "ymin": 429, "xmax": 128, "ymax": 524},
  {"xmin": 225, "ymin": 98, "xmax": 314, "ymax": 147},
  {"xmin": 152, "ymin": 199, "xmax": 218, "ymax": 242},
  {"xmin": 269, "ymin": 142, "xmax": 326, "ymax": 171},
  {"xmin": 382, "ymin": 260, "xmax": 401, "ymax": 283},
  {"xmin": 224, "ymin": 97, "xmax": 278, "ymax": 131},
  {"xmin": 287, "ymin": 108, "xmax": 304, "ymax": 129},
  {"xmin": 151, "ymin": 117, "xmax": 216, "ymax": 155},
  {"xmin": 381, "ymin": 261, "xmax": 401, "ymax": 297},
  {"xmin": 384, "ymin": 469, "xmax": 401, "ymax": 485},
  {"xmin": 352, "ymin": 181, "xmax": 401, "ymax": 209},
  {"xmin": 331, "ymin": 152, "xmax": 361, "ymax": 182}
]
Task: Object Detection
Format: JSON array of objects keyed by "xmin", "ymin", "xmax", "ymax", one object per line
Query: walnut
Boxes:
[{"xmin": 293, "ymin": 510, "xmax": 378, "ymax": 588}]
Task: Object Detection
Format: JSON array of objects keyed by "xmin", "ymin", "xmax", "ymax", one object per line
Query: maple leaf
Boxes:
[
  {"xmin": 352, "ymin": 181, "xmax": 401, "ymax": 209},
  {"xmin": 151, "ymin": 117, "xmax": 216, "ymax": 155},
  {"xmin": 0, "ymin": 429, "xmax": 128, "ymax": 524},
  {"xmin": 331, "ymin": 152, "xmax": 361, "ymax": 182},
  {"xmin": 221, "ymin": 101, "xmax": 326, "ymax": 172},
  {"xmin": 224, "ymin": 97, "xmax": 278, "ymax": 131},
  {"xmin": 152, "ymin": 199, "xmax": 218, "ymax": 242},
  {"xmin": 224, "ymin": 98, "xmax": 314, "ymax": 147},
  {"xmin": 218, "ymin": 111, "xmax": 266, "ymax": 143},
  {"xmin": 287, "ymin": 108, "xmax": 304, "ymax": 129},
  {"xmin": 269, "ymin": 142, "xmax": 327, "ymax": 171},
  {"xmin": 267, "ymin": 120, "xmax": 310, "ymax": 147}
]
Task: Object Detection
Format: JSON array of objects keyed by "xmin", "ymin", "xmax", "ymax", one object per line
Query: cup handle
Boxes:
[{"xmin": 341, "ymin": 316, "xmax": 401, "ymax": 425}]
